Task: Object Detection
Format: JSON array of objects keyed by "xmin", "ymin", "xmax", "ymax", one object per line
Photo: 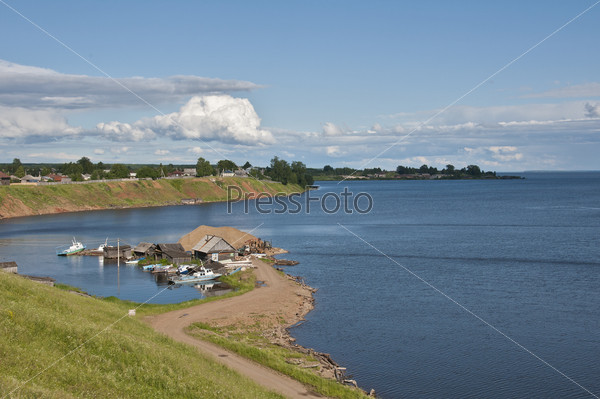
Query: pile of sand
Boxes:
[{"xmin": 178, "ymin": 225, "xmax": 257, "ymax": 251}]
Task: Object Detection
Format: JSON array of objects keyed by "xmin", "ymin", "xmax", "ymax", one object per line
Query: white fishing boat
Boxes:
[
  {"xmin": 170, "ymin": 266, "xmax": 221, "ymax": 284},
  {"xmin": 125, "ymin": 257, "xmax": 145, "ymax": 265},
  {"xmin": 56, "ymin": 237, "xmax": 86, "ymax": 256}
]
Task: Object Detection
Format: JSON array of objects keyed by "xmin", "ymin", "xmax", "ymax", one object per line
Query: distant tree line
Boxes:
[{"xmin": 263, "ymin": 157, "xmax": 314, "ymax": 187}]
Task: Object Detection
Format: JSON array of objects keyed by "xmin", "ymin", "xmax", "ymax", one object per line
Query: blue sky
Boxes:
[{"xmin": 1, "ymin": 0, "xmax": 599, "ymax": 171}]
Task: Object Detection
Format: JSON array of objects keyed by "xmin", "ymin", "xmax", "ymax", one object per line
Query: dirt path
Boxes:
[{"xmin": 147, "ymin": 259, "xmax": 325, "ymax": 399}]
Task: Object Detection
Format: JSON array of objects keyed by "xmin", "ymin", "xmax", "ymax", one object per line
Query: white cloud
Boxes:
[
  {"xmin": 110, "ymin": 146, "xmax": 129, "ymax": 154},
  {"xmin": 94, "ymin": 148, "xmax": 105, "ymax": 155},
  {"xmin": 522, "ymin": 82, "xmax": 600, "ymax": 99},
  {"xmin": 188, "ymin": 146, "xmax": 204, "ymax": 155},
  {"xmin": 97, "ymin": 95, "xmax": 274, "ymax": 145},
  {"xmin": 0, "ymin": 59, "xmax": 260, "ymax": 109},
  {"xmin": 155, "ymin": 149, "xmax": 170, "ymax": 155},
  {"xmin": 0, "ymin": 106, "xmax": 81, "ymax": 140},
  {"xmin": 96, "ymin": 121, "xmax": 156, "ymax": 141},
  {"xmin": 323, "ymin": 122, "xmax": 345, "ymax": 136},
  {"xmin": 584, "ymin": 102, "xmax": 599, "ymax": 118},
  {"xmin": 27, "ymin": 152, "xmax": 80, "ymax": 161},
  {"xmin": 326, "ymin": 146, "xmax": 345, "ymax": 157}
]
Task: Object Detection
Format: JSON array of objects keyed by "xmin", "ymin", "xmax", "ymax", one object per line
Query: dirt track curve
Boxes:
[{"xmin": 147, "ymin": 259, "xmax": 326, "ymax": 399}]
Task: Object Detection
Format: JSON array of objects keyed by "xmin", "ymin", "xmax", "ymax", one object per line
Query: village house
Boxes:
[
  {"xmin": 155, "ymin": 243, "xmax": 191, "ymax": 265},
  {"xmin": 133, "ymin": 242, "xmax": 156, "ymax": 258},
  {"xmin": 0, "ymin": 171, "xmax": 10, "ymax": 185},
  {"xmin": 103, "ymin": 245, "xmax": 132, "ymax": 259},
  {"xmin": 220, "ymin": 170, "xmax": 235, "ymax": 177},
  {"xmin": 20, "ymin": 174, "xmax": 40, "ymax": 184},
  {"xmin": 183, "ymin": 168, "xmax": 197, "ymax": 176},
  {"xmin": 234, "ymin": 168, "xmax": 248, "ymax": 177},
  {"xmin": 192, "ymin": 235, "xmax": 237, "ymax": 262},
  {"xmin": 168, "ymin": 170, "xmax": 185, "ymax": 178}
]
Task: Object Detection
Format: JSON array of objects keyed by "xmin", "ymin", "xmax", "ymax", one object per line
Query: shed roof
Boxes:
[
  {"xmin": 0, "ymin": 171, "xmax": 10, "ymax": 178},
  {"xmin": 156, "ymin": 243, "xmax": 189, "ymax": 258},
  {"xmin": 134, "ymin": 242, "xmax": 155, "ymax": 253},
  {"xmin": 192, "ymin": 235, "xmax": 236, "ymax": 254}
]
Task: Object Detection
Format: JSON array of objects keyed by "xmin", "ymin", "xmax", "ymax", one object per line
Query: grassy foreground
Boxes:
[
  {"xmin": 0, "ymin": 177, "xmax": 303, "ymax": 219},
  {"xmin": 0, "ymin": 271, "xmax": 284, "ymax": 398}
]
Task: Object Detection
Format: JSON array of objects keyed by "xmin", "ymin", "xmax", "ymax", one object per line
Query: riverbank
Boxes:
[
  {"xmin": 0, "ymin": 177, "xmax": 302, "ymax": 219},
  {"xmin": 147, "ymin": 257, "xmax": 368, "ymax": 398}
]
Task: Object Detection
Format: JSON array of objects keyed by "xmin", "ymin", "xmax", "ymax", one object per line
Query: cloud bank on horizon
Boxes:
[{"xmin": 0, "ymin": 59, "xmax": 599, "ymax": 171}]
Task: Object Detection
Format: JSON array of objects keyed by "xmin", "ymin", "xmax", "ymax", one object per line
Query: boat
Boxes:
[
  {"xmin": 56, "ymin": 237, "xmax": 86, "ymax": 256},
  {"xmin": 177, "ymin": 264, "xmax": 194, "ymax": 274},
  {"xmin": 142, "ymin": 264, "xmax": 160, "ymax": 271},
  {"xmin": 88, "ymin": 238, "xmax": 109, "ymax": 255},
  {"xmin": 125, "ymin": 257, "xmax": 145, "ymax": 265},
  {"xmin": 169, "ymin": 266, "xmax": 221, "ymax": 284}
]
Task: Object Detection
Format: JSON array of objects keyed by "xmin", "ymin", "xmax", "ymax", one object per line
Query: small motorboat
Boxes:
[
  {"xmin": 125, "ymin": 257, "xmax": 145, "ymax": 265},
  {"xmin": 169, "ymin": 266, "xmax": 221, "ymax": 284},
  {"xmin": 56, "ymin": 237, "xmax": 86, "ymax": 256}
]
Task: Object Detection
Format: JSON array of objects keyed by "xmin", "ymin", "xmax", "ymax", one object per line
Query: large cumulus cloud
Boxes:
[{"xmin": 97, "ymin": 95, "xmax": 274, "ymax": 145}]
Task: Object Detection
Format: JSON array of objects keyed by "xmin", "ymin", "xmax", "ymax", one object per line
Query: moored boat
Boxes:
[
  {"xmin": 56, "ymin": 238, "xmax": 86, "ymax": 256},
  {"xmin": 169, "ymin": 266, "xmax": 221, "ymax": 284}
]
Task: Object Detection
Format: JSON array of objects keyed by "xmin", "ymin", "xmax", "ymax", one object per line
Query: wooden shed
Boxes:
[
  {"xmin": 103, "ymin": 245, "xmax": 132, "ymax": 259},
  {"xmin": 155, "ymin": 243, "xmax": 191, "ymax": 265},
  {"xmin": 192, "ymin": 235, "xmax": 237, "ymax": 262},
  {"xmin": 133, "ymin": 242, "xmax": 156, "ymax": 257},
  {"xmin": 0, "ymin": 171, "xmax": 10, "ymax": 186},
  {"xmin": 0, "ymin": 261, "xmax": 18, "ymax": 273}
]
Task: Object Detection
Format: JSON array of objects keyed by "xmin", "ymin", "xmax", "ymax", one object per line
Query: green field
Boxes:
[{"xmin": 0, "ymin": 271, "xmax": 285, "ymax": 398}]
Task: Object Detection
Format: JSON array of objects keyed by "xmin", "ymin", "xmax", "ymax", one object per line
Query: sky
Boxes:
[{"xmin": 0, "ymin": 0, "xmax": 599, "ymax": 171}]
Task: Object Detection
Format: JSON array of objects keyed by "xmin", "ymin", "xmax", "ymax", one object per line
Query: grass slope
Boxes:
[
  {"xmin": 0, "ymin": 177, "xmax": 303, "ymax": 219},
  {"xmin": 0, "ymin": 272, "xmax": 284, "ymax": 398}
]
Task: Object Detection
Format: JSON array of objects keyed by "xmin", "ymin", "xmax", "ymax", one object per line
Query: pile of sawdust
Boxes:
[{"xmin": 178, "ymin": 225, "xmax": 257, "ymax": 251}]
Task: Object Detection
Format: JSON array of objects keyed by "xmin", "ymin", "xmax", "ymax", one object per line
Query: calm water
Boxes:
[{"xmin": 1, "ymin": 172, "xmax": 599, "ymax": 398}]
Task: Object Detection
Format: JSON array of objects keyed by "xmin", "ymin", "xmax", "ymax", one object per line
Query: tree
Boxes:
[
  {"xmin": 41, "ymin": 167, "xmax": 52, "ymax": 176},
  {"xmin": 61, "ymin": 162, "xmax": 84, "ymax": 180},
  {"xmin": 109, "ymin": 164, "xmax": 130, "ymax": 179},
  {"xmin": 419, "ymin": 164, "xmax": 429, "ymax": 173},
  {"xmin": 268, "ymin": 156, "xmax": 292, "ymax": 184},
  {"xmin": 10, "ymin": 158, "xmax": 22, "ymax": 174},
  {"xmin": 466, "ymin": 164, "xmax": 482, "ymax": 177},
  {"xmin": 136, "ymin": 166, "xmax": 158, "ymax": 179},
  {"xmin": 323, "ymin": 165, "xmax": 334, "ymax": 174},
  {"xmin": 77, "ymin": 157, "xmax": 94, "ymax": 174},
  {"xmin": 217, "ymin": 159, "xmax": 237, "ymax": 172},
  {"xmin": 242, "ymin": 161, "xmax": 252, "ymax": 169},
  {"xmin": 444, "ymin": 164, "xmax": 455, "ymax": 174},
  {"xmin": 196, "ymin": 157, "xmax": 214, "ymax": 177},
  {"xmin": 15, "ymin": 165, "xmax": 25, "ymax": 178}
]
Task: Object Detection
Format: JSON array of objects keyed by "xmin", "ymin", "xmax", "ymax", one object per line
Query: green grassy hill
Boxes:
[
  {"xmin": 0, "ymin": 177, "xmax": 302, "ymax": 219},
  {"xmin": 0, "ymin": 271, "xmax": 283, "ymax": 398}
]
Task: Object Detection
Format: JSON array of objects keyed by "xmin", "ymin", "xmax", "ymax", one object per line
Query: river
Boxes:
[{"xmin": 1, "ymin": 172, "xmax": 599, "ymax": 398}]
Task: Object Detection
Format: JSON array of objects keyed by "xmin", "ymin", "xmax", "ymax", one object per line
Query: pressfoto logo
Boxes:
[{"xmin": 227, "ymin": 186, "xmax": 374, "ymax": 215}]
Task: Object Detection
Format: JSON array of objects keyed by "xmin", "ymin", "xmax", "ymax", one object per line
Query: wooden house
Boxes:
[
  {"xmin": 133, "ymin": 242, "xmax": 156, "ymax": 258},
  {"xmin": 103, "ymin": 245, "xmax": 132, "ymax": 259},
  {"xmin": 192, "ymin": 235, "xmax": 237, "ymax": 262},
  {"xmin": 155, "ymin": 243, "xmax": 191, "ymax": 265},
  {"xmin": 0, "ymin": 171, "xmax": 10, "ymax": 185}
]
